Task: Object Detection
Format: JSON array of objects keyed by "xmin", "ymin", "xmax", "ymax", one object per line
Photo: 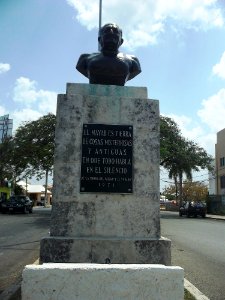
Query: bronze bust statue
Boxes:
[{"xmin": 76, "ymin": 23, "xmax": 141, "ymax": 86}]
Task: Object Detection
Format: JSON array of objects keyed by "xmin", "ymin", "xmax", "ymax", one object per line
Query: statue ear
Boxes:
[
  {"xmin": 120, "ymin": 38, "xmax": 124, "ymax": 46},
  {"xmin": 98, "ymin": 36, "xmax": 102, "ymax": 44}
]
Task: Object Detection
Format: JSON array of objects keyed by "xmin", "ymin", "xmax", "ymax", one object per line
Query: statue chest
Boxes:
[{"xmin": 88, "ymin": 55, "xmax": 130, "ymax": 76}]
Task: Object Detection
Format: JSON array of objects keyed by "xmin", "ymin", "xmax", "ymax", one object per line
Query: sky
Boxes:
[{"xmin": 1, "ymin": 0, "xmax": 225, "ymax": 187}]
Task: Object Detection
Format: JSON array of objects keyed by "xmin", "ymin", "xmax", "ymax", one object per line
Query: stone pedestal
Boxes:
[
  {"xmin": 22, "ymin": 264, "xmax": 184, "ymax": 300},
  {"xmin": 40, "ymin": 83, "xmax": 171, "ymax": 265}
]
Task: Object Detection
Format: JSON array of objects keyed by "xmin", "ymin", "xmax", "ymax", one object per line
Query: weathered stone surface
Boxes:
[
  {"xmin": 66, "ymin": 83, "xmax": 148, "ymax": 98},
  {"xmin": 49, "ymin": 198, "xmax": 160, "ymax": 238},
  {"xmin": 22, "ymin": 263, "xmax": 184, "ymax": 300},
  {"xmin": 52, "ymin": 84, "xmax": 160, "ymax": 237},
  {"xmin": 40, "ymin": 237, "xmax": 171, "ymax": 265},
  {"xmin": 40, "ymin": 83, "xmax": 171, "ymax": 265}
]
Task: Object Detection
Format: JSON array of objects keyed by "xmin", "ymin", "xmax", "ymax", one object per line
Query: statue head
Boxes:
[
  {"xmin": 98, "ymin": 23, "xmax": 124, "ymax": 53},
  {"xmin": 76, "ymin": 22, "xmax": 141, "ymax": 85}
]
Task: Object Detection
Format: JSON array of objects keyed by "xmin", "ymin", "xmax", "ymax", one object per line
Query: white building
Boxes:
[{"xmin": 18, "ymin": 181, "xmax": 52, "ymax": 206}]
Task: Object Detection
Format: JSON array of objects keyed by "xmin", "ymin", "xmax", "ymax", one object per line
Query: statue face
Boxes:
[{"xmin": 99, "ymin": 24, "xmax": 123, "ymax": 52}]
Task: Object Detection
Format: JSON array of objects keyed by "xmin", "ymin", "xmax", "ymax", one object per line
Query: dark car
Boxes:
[
  {"xmin": 1, "ymin": 195, "xmax": 33, "ymax": 214},
  {"xmin": 0, "ymin": 198, "xmax": 5, "ymax": 212},
  {"xmin": 179, "ymin": 201, "xmax": 206, "ymax": 218}
]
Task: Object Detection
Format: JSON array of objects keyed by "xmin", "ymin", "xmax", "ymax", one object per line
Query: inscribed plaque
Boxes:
[{"xmin": 80, "ymin": 124, "xmax": 133, "ymax": 193}]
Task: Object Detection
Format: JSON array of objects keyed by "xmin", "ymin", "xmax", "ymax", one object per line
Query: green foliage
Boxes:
[
  {"xmin": 160, "ymin": 116, "xmax": 181, "ymax": 165},
  {"xmin": 0, "ymin": 137, "xmax": 13, "ymax": 183},
  {"xmin": 0, "ymin": 114, "xmax": 56, "ymax": 198},
  {"xmin": 160, "ymin": 116, "xmax": 212, "ymax": 174},
  {"xmin": 0, "ymin": 137, "xmax": 27, "ymax": 185},
  {"xmin": 184, "ymin": 289, "xmax": 196, "ymax": 300},
  {"xmin": 14, "ymin": 183, "xmax": 25, "ymax": 195},
  {"xmin": 160, "ymin": 115, "xmax": 213, "ymax": 203},
  {"xmin": 163, "ymin": 181, "xmax": 208, "ymax": 202},
  {"xmin": 14, "ymin": 113, "xmax": 56, "ymax": 180}
]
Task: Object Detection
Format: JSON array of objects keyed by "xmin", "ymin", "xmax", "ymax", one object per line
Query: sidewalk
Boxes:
[{"xmin": 206, "ymin": 213, "xmax": 225, "ymax": 220}]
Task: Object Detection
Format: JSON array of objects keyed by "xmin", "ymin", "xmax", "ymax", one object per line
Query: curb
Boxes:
[{"xmin": 184, "ymin": 279, "xmax": 210, "ymax": 300}]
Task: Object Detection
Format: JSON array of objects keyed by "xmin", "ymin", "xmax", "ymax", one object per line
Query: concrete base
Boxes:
[
  {"xmin": 40, "ymin": 236, "xmax": 171, "ymax": 265},
  {"xmin": 22, "ymin": 263, "xmax": 184, "ymax": 300}
]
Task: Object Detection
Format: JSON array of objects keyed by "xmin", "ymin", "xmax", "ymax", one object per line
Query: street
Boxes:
[
  {"xmin": 161, "ymin": 211, "xmax": 225, "ymax": 300},
  {"xmin": 0, "ymin": 207, "xmax": 51, "ymax": 294},
  {"xmin": 1, "ymin": 208, "xmax": 225, "ymax": 299}
]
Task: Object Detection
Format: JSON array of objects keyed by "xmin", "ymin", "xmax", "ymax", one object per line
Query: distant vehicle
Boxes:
[
  {"xmin": 160, "ymin": 195, "xmax": 169, "ymax": 204},
  {"xmin": 179, "ymin": 201, "xmax": 206, "ymax": 218},
  {"xmin": 1, "ymin": 195, "xmax": 33, "ymax": 214},
  {"xmin": 37, "ymin": 199, "xmax": 45, "ymax": 206}
]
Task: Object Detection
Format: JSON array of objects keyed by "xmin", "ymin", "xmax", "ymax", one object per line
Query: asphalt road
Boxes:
[
  {"xmin": 0, "ymin": 207, "xmax": 51, "ymax": 294},
  {"xmin": 1, "ymin": 207, "xmax": 224, "ymax": 299},
  {"xmin": 161, "ymin": 211, "xmax": 225, "ymax": 300}
]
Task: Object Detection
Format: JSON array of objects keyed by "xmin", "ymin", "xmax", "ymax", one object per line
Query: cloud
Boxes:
[
  {"xmin": 11, "ymin": 109, "xmax": 42, "ymax": 132},
  {"xmin": 198, "ymin": 88, "xmax": 225, "ymax": 131},
  {"xmin": 163, "ymin": 113, "xmax": 216, "ymax": 155},
  {"xmin": 13, "ymin": 77, "xmax": 39, "ymax": 105},
  {"xmin": 212, "ymin": 51, "xmax": 225, "ymax": 79},
  {"xmin": 167, "ymin": 114, "xmax": 204, "ymax": 139},
  {"xmin": 0, "ymin": 63, "xmax": 11, "ymax": 74},
  {"xmin": 166, "ymin": 88, "xmax": 225, "ymax": 155},
  {"xmin": 67, "ymin": 0, "xmax": 224, "ymax": 49},
  {"xmin": 13, "ymin": 77, "xmax": 57, "ymax": 114},
  {"xmin": 10, "ymin": 77, "xmax": 57, "ymax": 131},
  {"xmin": 0, "ymin": 106, "xmax": 6, "ymax": 116}
]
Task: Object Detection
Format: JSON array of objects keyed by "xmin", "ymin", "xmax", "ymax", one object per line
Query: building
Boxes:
[
  {"xmin": 208, "ymin": 160, "xmax": 216, "ymax": 195},
  {"xmin": 215, "ymin": 128, "xmax": 225, "ymax": 204},
  {"xmin": 18, "ymin": 181, "xmax": 52, "ymax": 206},
  {"xmin": 0, "ymin": 114, "xmax": 13, "ymax": 143},
  {"xmin": 0, "ymin": 185, "xmax": 11, "ymax": 200}
]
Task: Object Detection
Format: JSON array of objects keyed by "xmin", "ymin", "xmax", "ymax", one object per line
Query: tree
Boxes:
[
  {"xmin": 14, "ymin": 114, "xmax": 56, "ymax": 205},
  {"xmin": 160, "ymin": 116, "xmax": 213, "ymax": 205},
  {"xmin": 0, "ymin": 137, "xmax": 13, "ymax": 184},
  {"xmin": 0, "ymin": 137, "xmax": 28, "ymax": 190},
  {"xmin": 163, "ymin": 180, "xmax": 208, "ymax": 202}
]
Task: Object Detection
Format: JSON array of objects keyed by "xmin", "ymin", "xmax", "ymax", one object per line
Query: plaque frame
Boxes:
[{"xmin": 80, "ymin": 123, "xmax": 133, "ymax": 194}]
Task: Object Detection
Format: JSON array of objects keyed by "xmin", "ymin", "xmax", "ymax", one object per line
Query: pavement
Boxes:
[
  {"xmin": 178, "ymin": 213, "xmax": 225, "ymax": 300},
  {"xmin": 206, "ymin": 213, "xmax": 225, "ymax": 220},
  {"xmin": 1, "ymin": 213, "xmax": 224, "ymax": 300}
]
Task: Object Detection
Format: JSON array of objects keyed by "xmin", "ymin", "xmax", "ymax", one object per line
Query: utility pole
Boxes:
[
  {"xmin": 98, "ymin": 0, "xmax": 102, "ymax": 51},
  {"xmin": 99, "ymin": 0, "xmax": 102, "ymax": 31}
]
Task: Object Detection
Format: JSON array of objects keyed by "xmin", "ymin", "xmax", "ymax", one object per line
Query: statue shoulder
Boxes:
[
  {"xmin": 79, "ymin": 53, "xmax": 99, "ymax": 59},
  {"xmin": 120, "ymin": 53, "xmax": 141, "ymax": 80},
  {"xmin": 76, "ymin": 53, "xmax": 100, "ymax": 77},
  {"xmin": 77, "ymin": 53, "xmax": 99, "ymax": 65}
]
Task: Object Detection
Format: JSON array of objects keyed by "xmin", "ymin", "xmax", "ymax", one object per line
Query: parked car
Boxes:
[
  {"xmin": 0, "ymin": 198, "xmax": 5, "ymax": 212},
  {"xmin": 37, "ymin": 199, "xmax": 45, "ymax": 206},
  {"xmin": 1, "ymin": 195, "xmax": 33, "ymax": 214},
  {"xmin": 179, "ymin": 201, "xmax": 206, "ymax": 218}
]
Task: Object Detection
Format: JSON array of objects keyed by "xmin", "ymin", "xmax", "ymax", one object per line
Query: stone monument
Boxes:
[
  {"xmin": 39, "ymin": 82, "xmax": 171, "ymax": 264},
  {"xmin": 39, "ymin": 23, "xmax": 171, "ymax": 264},
  {"xmin": 22, "ymin": 23, "xmax": 183, "ymax": 300}
]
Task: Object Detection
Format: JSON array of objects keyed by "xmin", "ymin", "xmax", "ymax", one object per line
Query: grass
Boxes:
[{"xmin": 184, "ymin": 288, "xmax": 196, "ymax": 300}]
